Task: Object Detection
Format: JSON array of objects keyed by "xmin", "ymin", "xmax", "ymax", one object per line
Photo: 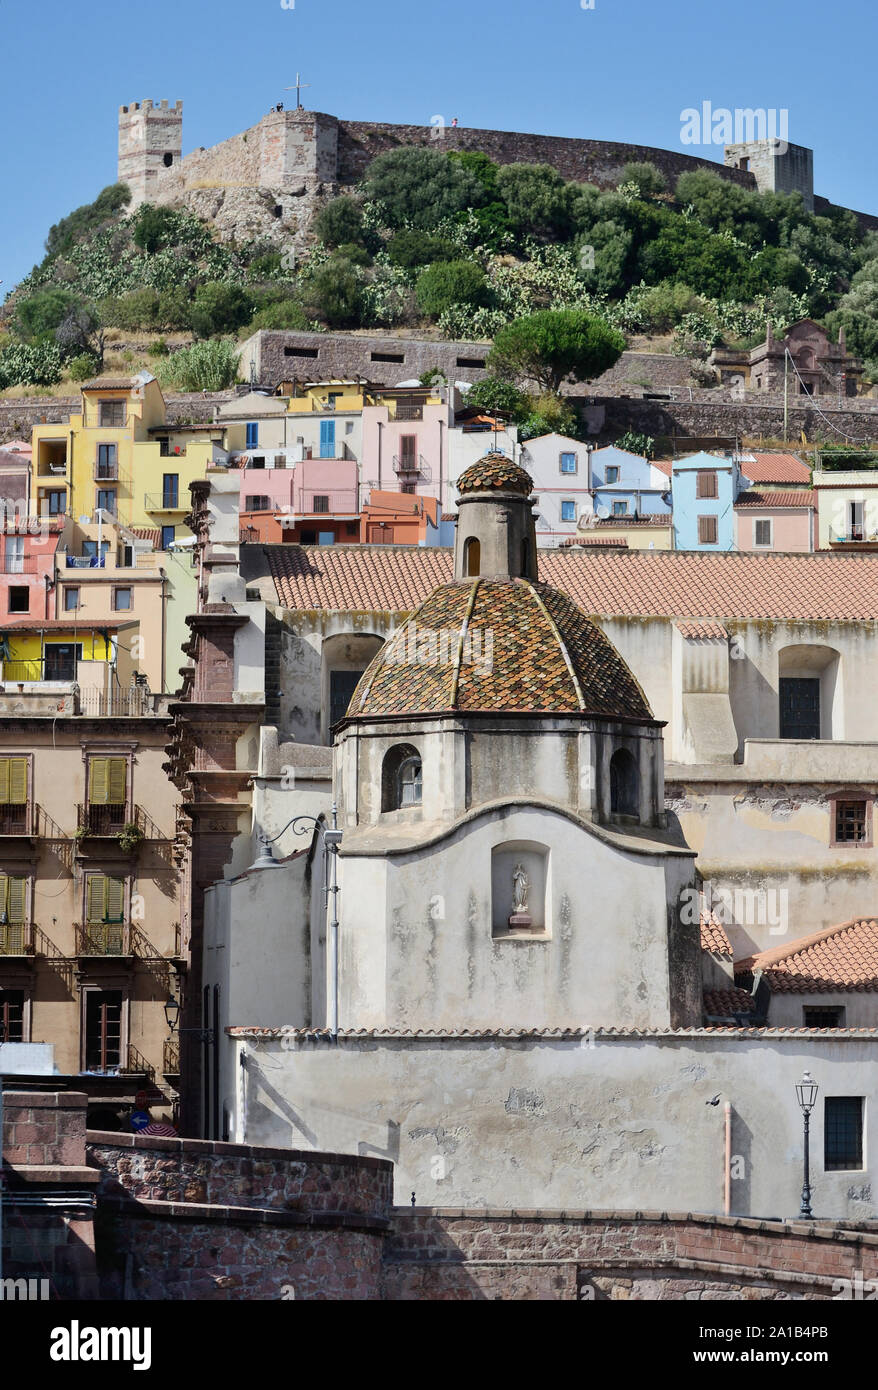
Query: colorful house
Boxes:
[
  {"xmin": 0, "ymin": 618, "xmax": 136, "ymax": 698},
  {"xmin": 0, "ymin": 516, "xmax": 63, "ymax": 622},
  {"xmin": 813, "ymin": 470, "xmax": 878, "ymax": 550},
  {"xmin": 671, "ymin": 451, "xmax": 743, "ymax": 551},
  {"xmin": 515, "ymin": 434, "xmax": 595, "ymax": 547},
  {"xmin": 734, "ymin": 490, "xmax": 815, "ymax": 552},
  {"xmin": 591, "ymin": 446, "xmax": 673, "ymax": 522}
]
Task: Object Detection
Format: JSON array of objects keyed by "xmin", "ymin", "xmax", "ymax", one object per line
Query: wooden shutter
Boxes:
[
  {"xmin": 90, "ymin": 758, "xmax": 126, "ymax": 805},
  {"xmin": 107, "ymin": 759, "xmax": 127, "ymax": 805},
  {"xmin": 7, "ymin": 876, "xmax": 26, "ymax": 923},
  {"xmin": 105, "ymin": 875, "xmax": 125, "ymax": 922},
  {"xmin": 696, "ymin": 471, "xmax": 718, "ymax": 499},
  {"xmin": 87, "ymin": 874, "xmax": 106, "ymax": 922},
  {"xmin": 698, "ymin": 515, "xmax": 717, "ymax": 544},
  {"xmin": 8, "ymin": 757, "xmax": 27, "ymax": 805}
]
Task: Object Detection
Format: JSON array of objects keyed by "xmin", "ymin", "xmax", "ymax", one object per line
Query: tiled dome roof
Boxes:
[
  {"xmin": 456, "ymin": 453, "xmax": 534, "ymax": 496},
  {"xmin": 346, "ymin": 578, "xmax": 652, "ymax": 720}
]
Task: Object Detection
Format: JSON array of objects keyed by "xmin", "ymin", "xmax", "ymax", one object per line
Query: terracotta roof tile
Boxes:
[
  {"xmin": 594, "ymin": 514, "xmax": 672, "ymax": 527},
  {"xmin": 265, "ymin": 545, "xmax": 878, "ymax": 622},
  {"xmin": 704, "ymin": 987, "xmax": 756, "ymax": 1018},
  {"xmin": 560, "ymin": 536, "xmax": 629, "ymax": 548},
  {"xmin": 456, "ymin": 452, "xmax": 533, "ymax": 496},
  {"xmin": 739, "ymin": 453, "xmax": 811, "ymax": 484},
  {"xmin": 734, "ymin": 490, "xmax": 815, "ymax": 509},
  {"xmin": 348, "ymin": 577, "xmax": 653, "ymax": 720},
  {"xmin": 736, "ymin": 918, "xmax": 878, "ymax": 993},
  {"xmin": 700, "ymin": 910, "xmax": 733, "ymax": 956},
  {"xmin": 676, "ymin": 620, "xmax": 728, "ymax": 641}
]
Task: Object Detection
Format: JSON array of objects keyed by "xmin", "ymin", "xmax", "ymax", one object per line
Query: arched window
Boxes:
[
  {"xmin": 463, "ymin": 537, "xmax": 481, "ymax": 577},
  {"xmin": 381, "ymin": 744, "xmax": 422, "ymax": 811},
  {"xmin": 163, "ymin": 152, "xmax": 174, "ymax": 167},
  {"xmin": 610, "ymin": 748, "xmax": 639, "ymax": 819}
]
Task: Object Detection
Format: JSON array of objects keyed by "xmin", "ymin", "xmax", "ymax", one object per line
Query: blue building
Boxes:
[
  {"xmin": 671, "ymin": 451, "xmax": 744, "ymax": 551},
  {"xmin": 590, "ymin": 446, "xmax": 672, "ymax": 521}
]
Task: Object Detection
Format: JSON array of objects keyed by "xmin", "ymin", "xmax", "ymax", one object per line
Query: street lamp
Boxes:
[
  {"xmin": 247, "ymin": 804, "xmax": 343, "ymax": 1037},
  {"xmin": 795, "ymin": 1070, "xmax": 818, "ymax": 1219}
]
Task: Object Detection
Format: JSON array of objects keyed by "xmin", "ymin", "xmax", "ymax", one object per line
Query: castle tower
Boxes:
[
  {"xmin": 724, "ymin": 139, "xmax": 814, "ymax": 213},
  {"xmin": 118, "ymin": 100, "xmax": 183, "ymax": 210},
  {"xmin": 452, "ymin": 453, "xmax": 538, "ymax": 582}
]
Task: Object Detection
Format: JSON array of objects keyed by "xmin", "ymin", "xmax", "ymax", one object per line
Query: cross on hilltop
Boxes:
[{"xmin": 284, "ymin": 74, "xmax": 311, "ymax": 109}]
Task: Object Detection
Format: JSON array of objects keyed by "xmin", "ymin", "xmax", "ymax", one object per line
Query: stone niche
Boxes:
[{"xmin": 491, "ymin": 841, "xmax": 549, "ymax": 938}]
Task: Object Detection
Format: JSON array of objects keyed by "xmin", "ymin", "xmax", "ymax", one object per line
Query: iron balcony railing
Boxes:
[
  {"xmin": 144, "ymin": 492, "xmax": 184, "ymax": 512},
  {"xmin": 0, "ymin": 921, "xmax": 34, "ymax": 956},
  {"xmin": 94, "ymin": 462, "xmax": 119, "ymax": 481},
  {"xmin": 74, "ymin": 922, "xmax": 131, "ymax": 956},
  {"xmin": 0, "ymin": 801, "xmax": 35, "ymax": 836},
  {"xmin": 0, "ymin": 660, "xmax": 65, "ymax": 683},
  {"xmin": 77, "ymin": 803, "xmax": 143, "ymax": 837},
  {"xmin": 163, "ymin": 1038, "xmax": 180, "ymax": 1075},
  {"xmin": 392, "ymin": 454, "xmax": 432, "ymax": 481}
]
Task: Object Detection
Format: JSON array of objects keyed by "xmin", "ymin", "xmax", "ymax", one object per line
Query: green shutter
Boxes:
[
  {"xmin": 7, "ymin": 876, "xmax": 26, "ymax": 923},
  {"xmin": 89, "ymin": 759, "xmax": 109, "ymax": 804},
  {"xmin": 8, "ymin": 757, "xmax": 27, "ymax": 805},
  {"xmin": 107, "ymin": 759, "xmax": 127, "ymax": 805},
  {"xmin": 105, "ymin": 876, "xmax": 125, "ymax": 923},
  {"xmin": 87, "ymin": 875, "xmax": 106, "ymax": 922}
]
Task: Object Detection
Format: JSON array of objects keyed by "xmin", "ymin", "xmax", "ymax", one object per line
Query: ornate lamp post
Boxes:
[{"xmin": 795, "ymin": 1070, "xmax": 818, "ymax": 1219}]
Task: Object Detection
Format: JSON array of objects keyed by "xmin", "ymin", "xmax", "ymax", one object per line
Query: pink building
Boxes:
[
  {"xmin": 0, "ymin": 517, "xmax": 63, "ymax": 622},
  {"xmin": 734, "ymin": 491, "xmax": 815, "ymax": 552},
  {"xmin": 361, "ymin": 398, "xmax": 447, "ymax": 504},
  {"xmin": 238, "ymin": 458, "xmax": 360, "ymax": 544}
]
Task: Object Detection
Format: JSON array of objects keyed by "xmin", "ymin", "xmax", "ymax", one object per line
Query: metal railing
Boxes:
[
  {"xmin": 0, "ymin": 661, "xmax": 60, "ymax": 683},
  {"xmin": 65, "ymin": 554, "xmax": 106, "ymax": 568},
  {"xmin": 94, "ymin": 462, "xmax": 119, "ymax": 481},
  {"xmin": 78, "ymin": 689, "xmax": 152, "ymax": 718},
  {"xmin": 163, "ymin": 1038, "xmax": 180, "ymax": 1075},
  {"xmin": 77, "ymin": 803, "xmax": 129, "ymax": 836},
  {"xmin": 74, "ymin": 922, "xmax": 131, "ymax": 956},
  {"xmin": 0, "ymin": 921, "xmax": 34, "ymax": 955},
  {"xmin": 144, "ymin": 492, "xmax": 184, "ymax": 512},
  {"xmin": 829, "ymin": 528, "xmax": 876, "ymax": 544},
  {"xmin": 0, "ymin": 801, "xmax": 34, "ymax": 835},
  {"xmin": 392, "ymin": 454, "xmax": 432, "ymax": 481},
  {"xmin": 296, "ymin": 489, "xmax": 359, "ymax": 515},
  {"xmin": 122, "ymin": 1044, "xmax": 155, "ymax": 1082},
  {"xmin": 0, "ymin": 556, "xmax": 41, "ymax": 574}
]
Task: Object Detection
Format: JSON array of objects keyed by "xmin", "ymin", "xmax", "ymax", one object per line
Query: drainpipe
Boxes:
[
  {"xmin": 377, "ymin": 422, "xmax": 383, "ymax": 493},
  {"xmin": 159, "ymin": 567, "xmax": 167, "ymax": 694},
  {"xmin": 724, "ymin": 1102, "xmax": 732, "ymax": 1216},
  {"xmin": 325, "ymin": 803, "xmax": 342, "ymax": 1039},
  {"xmin": 438, "ymin": 417, "xmax": 444, "ymax": 512}
]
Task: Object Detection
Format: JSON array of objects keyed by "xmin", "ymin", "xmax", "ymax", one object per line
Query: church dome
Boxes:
[
  {"xmin": 456, "ymin": 453, "xmax": 534, "ymax": 496},
  {"xmin": 346, "ymin": 577, "xmax": 652, "ymax": 720}
]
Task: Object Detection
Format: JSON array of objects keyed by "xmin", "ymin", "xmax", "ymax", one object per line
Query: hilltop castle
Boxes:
[{"xmin": 118, "ymin": 100, "xmax": 870, "ymax": 251}]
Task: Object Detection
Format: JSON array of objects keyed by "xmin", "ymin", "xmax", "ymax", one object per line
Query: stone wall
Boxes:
[
  {"xmin": 585, "ymin": 394, "xmax": 878, "ymax": 444},
  {"xmin": 385, "ymin": 1209, "xmax": 878, "ymax": 1300},
  {"xmin": 242, "ymin": 329, "xmax": 492, "ymax": 390},
  {"xmin": 0, "ymin": 390, "xmax": 235, "ymax": 441}
]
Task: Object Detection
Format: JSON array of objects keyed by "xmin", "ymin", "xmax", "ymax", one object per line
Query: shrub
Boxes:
[
  {"xmin": 155, "ymin": 338, "xmax": 241, "ymax": 391},
  {"xmin": 517, "ymin": 393, "xmax": 581, "ymax": 441},
  {"xmin": 465, "ymin": 376, "xmax": 529, "ymax": 419},
  {"xmin": 133, "ymin": 205, "xmax": 182, "ymax": 254},
  {"xmin": 616, "ymin": 430, "xmax": 655, "ymax": 458},
  {"xmin": 0, "ymin": 341, "xmax": 65, "ymax": 389},
  {"xmin": 617, "ymin": 163, "xmax": 667, "ymax": 198},
  {"xmin": 313, "ymin": 196, "xmax": 366, "ymax": 248},
  {"xmin": 360, "ymin": 147, "xmax": 485, "ymax": 230},
  {"xmin": 301, "ymin": 256, "xmax": 363, "ymax": 328},
  {"xmin": 190, "ymin": 281, "xmax": 255, "ymax": 337},
  {"xmin": 495, "ymin": 163, "xmax": 576, "ymax": 240},
  {"xmin": 45, "ymin": 183, "xmax": 131, "ymax": 259},
  {"xmin": 68, "ymin": 353, "xmax": 100, "ymax": 382},
  {"xmin": 14, "ymin": 288, "xmax": 84, "ymax": 341},
  {"xmin": 248, "ymin": 298, "xmax": 311, "ymax": 331},
  {"xmin": 386, "ymin": 230, "xmax": 458, "ymax": 270},
  {"xmin": 415, "ymin": 260, "xmax": 489, "ymax": 318}
]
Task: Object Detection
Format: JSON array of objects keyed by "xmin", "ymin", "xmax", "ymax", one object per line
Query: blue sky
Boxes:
[{"xmin": 1, "ymin": 0, "xmax": 875, "ymax": 294}]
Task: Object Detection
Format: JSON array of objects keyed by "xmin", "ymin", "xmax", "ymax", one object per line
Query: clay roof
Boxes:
[
  {"xmin": 560, "ymin": 536, "xmax": 628, "ymax": 548},
  {"xmin": 81, "ymin": 376, "xmax": 140, "ymax": 391},
  {"xmin": 456, "ymin": 453, "xmax": 533, "ymax": 496},
  {"xmin": 700, "ymin": 911, "xmax": 733, "ymax": 956},
  {"xmin": 736, "ymin": 918, "xmax": 878, "ymax": 994},
  {"xmin": 129, "ymin": 527, "xmax": 161, "ymax": 546},
  {"xmin": 0, "ymin": 618, "xmax": 132, "ymax": 632},
  {"xmin": 265, "ymin": 546, "xmax": 878, "ymax": 622},
  {"xmin": 739, "ymin": 453, "xmax": 811, "ymax": 484},
  {"xmin": 734, "ymin": 490, "xmax": 815, "ymax": 509},
  {"xmin": 676, "ymin": 620, "xmax": 728, "ymax": 640},
  {"xmin": 594, "ymin": 515, "xmax": 671, "ymax": 527},
  {"xmin": 347, "ymin": 577, "xmax": 653, "ymax": 720},
  {"xmin": 704, "ymin": 987, "xmax": 756, "ymax": 1018}
]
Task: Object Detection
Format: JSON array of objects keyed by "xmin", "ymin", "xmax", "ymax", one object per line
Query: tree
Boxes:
[
  {"xmin": 489, "ymin": 309, "xmax": 625, "ymax": 393},
  {"xmin": 190, "ymin": 281, "xmax": 255, "ymax": 337},
  {"xmin": 618, "ymin": 163, "xmax": 667, "ymax": 198},
  {"xmin": 45, "ymin": 183, "xmax": 131, "ymax": 259},
  {"xmin": 518, "ymin": 393, "xmax": 581, "ymax": 441},
  {"xmin": 386, "ymin": 230, "xmax": 458, "ymax": 270},
  {"xmin": 464, "ymin": 377, "xmax": 529, "ymax": 420},
  {"xmin": 55, "ymin": 303, "xmax": 106, "ymax": 370},
  {"xmin": 133, "ymin": 204, "xmax": 181, "ymax": 254},
  {"xmin": 156, "ymin": 339, "xmax": 241, "ymax": 391},
  {"xmin": 301, "ymin": 256, "xmax": 363, "ymax": 328},
  {"xmin": 495, "ymin": 163, "xmax": 576, "ymax": 240},
  {"xmin": 312, "ymin": 196, "xmax": 365, "ymax": 248},
  {"xmin": 415, "ymin": 260, "xmax": 489, "ymax": 318},
  {"xmin": 360, "ymin": 147, "xmax": 485, "ymax": 230},
  {"xmin": 14, "ymin": 288, "xmax": 84, "ymax": 342}
]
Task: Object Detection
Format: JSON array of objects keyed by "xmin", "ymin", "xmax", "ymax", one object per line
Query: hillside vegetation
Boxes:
[{"xmin": 3, "ymin": 148, "xmax": 877, "ymax": 398}]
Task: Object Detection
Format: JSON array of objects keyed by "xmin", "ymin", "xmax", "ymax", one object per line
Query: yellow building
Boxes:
[
  {"xmin": 30, "ymin": 370, "xmax": 222, "ymax": 546},
  {"xmin": 0, "ymin": 616, "xmax": 134, "ymax": 702}
]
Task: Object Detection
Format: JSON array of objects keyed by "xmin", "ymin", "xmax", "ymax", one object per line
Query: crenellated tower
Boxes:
[{"xmin": 118, "ymin": 99, "xmax": 183, "ymax": 209}]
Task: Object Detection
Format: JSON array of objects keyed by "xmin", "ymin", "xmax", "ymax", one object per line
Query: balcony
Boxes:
[
  {"xmin": 392, "ymin": 454, "xmax": 432, "ymax": 482},
  {"xmin": 76, "ymin": 803, "xmax": 141, "ymax": 839},
  {"xmin": 94, "ymin": 461, "xmax": 119, "ymax": 481},
  {"xmin": 0, "ymin": 801, "xmax": 36, "ymax": 836},
  {"xmin": 828, "ymin": 528, "xmax": 878, "ymax": 550},
  {"xmin": 65, "ymin": 554, "xmax": 106, "ymax": 568},
  {"xmin": 0, "ymin": 921, "xmax": 35, "ymax": 956},
  {"xmin": 74, "ymin": 922, "xmax": 131, "ymax": 957},
  {"xmin": 0, "ymin": 556, "xmax": 41, "ymax": 574},
  {"xmin": 144, "ymin": 492, "xmax": 186, "ymax": 513},
  {"xmin": 163, "ymin": 1038, "xmax": 180, "ymax": 1076}
]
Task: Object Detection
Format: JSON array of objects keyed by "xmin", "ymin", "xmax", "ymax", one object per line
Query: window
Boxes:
[
  {"xmin": 848, "ymin": 500, "xmax": 865, "ymax": 542},
  {"xmin": 560, "ymin": 452, "xmax": 577, "ymax": 474},
  {"xmin": 161, "ymin": 526, "xmax": 176, "ymax": 550},
  {"xmin": 400, "ymin": 482, "xmax": 416, "ymax": 494},
  {"xmin": 249, "ymin": 456, "xmax": 265, "ymax": 470},
  {"xmin": 84, "ymin": 989, "xmax": 123, "ymax": 1072},
  {"xmin": 371, "ymin": 352, "xmax": 405, "ymax": 363},
  {"xmin": 245, "ymin": 495, "xmax": 272, "ymax": 512},
  {"xmin": 284, "ymin": 347, "xmax": 319, "ymax": 358},
  {"xmin": 113, "ymin": 587, "xmax": 132, "ymax": 612},
  {"xmin": 780, "ymin": 677, "xmax": 820, "ymax": 740},
  {"xmin": 456, "ymin": 356, "xmax": 486, "ymax": 368},
  {"xmin": 610, "ymin": 748, "xmax": 640, "ymax": 819},
  {"xmin": 399, "ymin": 435, "xmax": 417, "ymax": 470},
  {"xmin": 561, "ymin": 500, "xmax": 576, "ymax": 522},
  {"xmin": 98, "ymin": 400, "xmax": 125, "ymax": 428},
  {"xmin": 463, "ymin": 537, "xmax": 481, "ymax": 577},
  {"xmin": 697, "ymin": 515, "xmax": 718, "ymax": 544},
  {"xmin": 0, "ymin": 989, "xmax": 25, "ymax": 1042},
  {"xmin": 0, "ymin": 757, "xmax": 28, "ymax": 828},
  {"xmin": 381, "ymin": 744, "xmax": 422, "ymax": 811},
  {"xmin": 8, "ymin": 586, "xmax": 28, "ymax": 614},
  {"xmin": 0, "ymin": 875, "xmax": 28, "ymax": 953},
  {"xmin": 96, "ymin": 443, "xmax": 117, "ymax": 479},
  {"xmin": 246, "ymin": 423, "xmax": 259, "ymax": 449},
  {"xmin": 605, "ymin": 466, "xmax": 620, "ymax": 483},
  {"xmin": 835, "ymin": 799, "xmax": 868, "ymax": 844},
  {"xmin": 804, "ymin": 1006, "xmax": 844, "ymax": 1028},
  {"xmin": 46, "ymin": 490, "xmax": 66, "ymax": 515},
  {"xmin": 696, "ymin": 470, "xmax": 718, "ymax": 499},
  {"xmin": 162, "ymin": 474, "xmax": 179, "ymax": 508},
  {"xmin": 313, "ymin": 495, "xmax": 329, "ymax": 513},
  {"xmin": 87, "ymin": 758, "xmax": 127, "ymax": 833},
  {"xmin": 329, "ymin": 670, "xmax": 363, "ymax": 727},
  {"xmin": 612, "ymin": 501, "xmax": 628, "ymax": 517},
  {"xmin": 44, "ymin": 643, "xmax": 81, "ymax": 680},
  {"xmin": 327, "ymin": 394, "xmax": 338, "ymax": 409},
  {"xmin": 4, "ymin": 537, "xmax": 23, "ymax": 574},
  {"xmin": 96, "ymin": 489, "xmax": 116, "ymax": 516},
  {"xmin": 754, "ymin": 518, "xmax": 773, "ymax": 548},
  {"xmin": 82, "ymin": 540, "xmax": 109, "ymax": 562},
  {"xmin": 64, "ymin": 586, "xmax": 80, "ymax": 611},
  {"xmin": 159, "ymin": 438, "xmax": 170, "ymax": 457},
  {"xmin": 346, "ymin": 522, "xmax": 358, "ymax": 536},
  {"xmin": 345, "ymin": 421, "xmax": 354, "ymax": 435},
  {"xmin": 824, "ymin": 1097, "xmax": 863, "ymax": 1170}
]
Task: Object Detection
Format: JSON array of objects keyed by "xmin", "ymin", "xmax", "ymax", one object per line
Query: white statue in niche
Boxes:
[{"xmin": 512, "ymin": 863, "xmax": 529, "ymax": 912}]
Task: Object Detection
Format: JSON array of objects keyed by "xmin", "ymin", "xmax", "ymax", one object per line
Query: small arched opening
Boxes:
[
  {"xmin": 610, "ymin": 748, "xmax": 640, "ymax": 820},
  {"xmin": 163, "ymin": 152, "xmax": 174, "ymax": 167},
  {"xmin": 381, "ymin": 744, "xmax": 422, "ymax": 812},
  {"xmin": 463, "ymin": 537, "xmax": 481, "ymax": 577},
  {"xmin": 521, "ymin": 537, "xmax": 530, "ymax": 576}
]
